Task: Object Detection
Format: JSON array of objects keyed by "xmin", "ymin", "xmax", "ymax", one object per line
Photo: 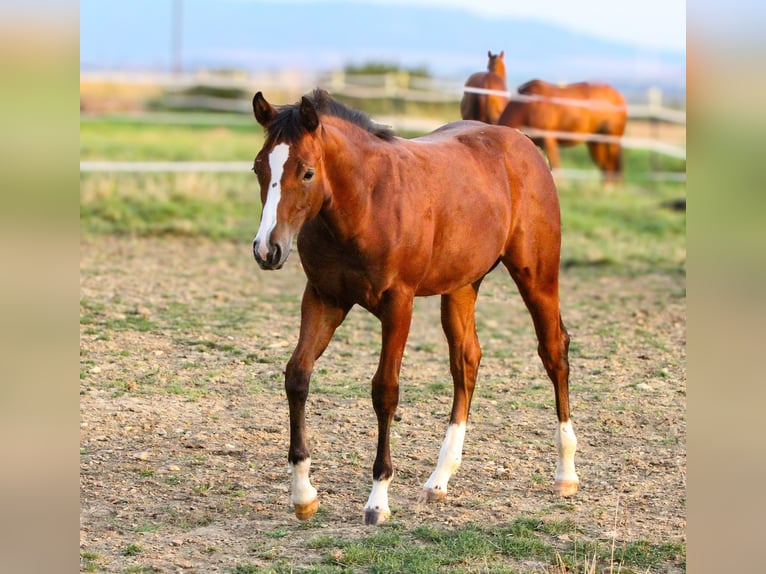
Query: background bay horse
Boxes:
[
  {"xmin": 497, "ymin": 79, "xmax": 627, "ymax": 182},
  {"xmin": 460, "ymin": 50, "xmax": 509, "ymax": 124},
  {"xmin": 251, "ymin": 88, "xmax": 579, "ymax": 525}
]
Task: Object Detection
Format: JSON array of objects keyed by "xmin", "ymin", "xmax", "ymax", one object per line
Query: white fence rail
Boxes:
[
  {"xmin": 81, "ymin": 71, "xmax": 686, "ymax": 173},
  {"xmin": 79, "ymin": 160, "xmax": 685, "ymax": 182}
]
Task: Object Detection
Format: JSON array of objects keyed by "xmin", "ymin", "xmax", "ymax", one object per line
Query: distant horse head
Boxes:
[{"xmin": 487, "ymin": 50, "xmax": 506, "ymax": 80}]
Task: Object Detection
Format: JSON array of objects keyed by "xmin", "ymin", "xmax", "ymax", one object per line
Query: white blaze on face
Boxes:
[
  {"xmin": 254, "ymin": 142, "xmax": 290, "ymax": 260},
  {"xmin": 423, "ymin": 422, "xmax": 466, "ymax": 494},
  {"xmin": 554, "ymin": 420, "xmax": 579, "ymax": 484}
]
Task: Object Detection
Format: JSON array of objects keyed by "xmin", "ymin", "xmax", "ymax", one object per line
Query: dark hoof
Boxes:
[{"xmin": 363, "ymin": 508, "xmax": 391, "ymax": 525}]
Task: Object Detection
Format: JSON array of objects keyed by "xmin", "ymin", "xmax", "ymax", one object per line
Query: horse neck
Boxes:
[
  {"xmin": 490, "ymin": 61, "xmax": 506, "ymax": 82},
  {"xmin": 319, "ymin": 122, "xmax": 379, "ymax": 239}
]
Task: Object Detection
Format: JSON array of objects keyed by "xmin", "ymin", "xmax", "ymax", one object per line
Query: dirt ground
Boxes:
[{"xmin": 79, "ymin": 236, "xmax": 686, "ymax": 572}]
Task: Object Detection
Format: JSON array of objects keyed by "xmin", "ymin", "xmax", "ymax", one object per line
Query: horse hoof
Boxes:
[
  {"xmin": 554, "ymin": 480, "xmax": 579, "ymax": 497},
  {"xmin": 418, "ymin": 488, "xmax": 447, "ymax": 504},
  {"xmin": 363, "ymin": 508, "xmax": 391, "ymax": 525},
  {"xmin": 294, "ymin": 498, "xmax": 319, "ymax": 520}
]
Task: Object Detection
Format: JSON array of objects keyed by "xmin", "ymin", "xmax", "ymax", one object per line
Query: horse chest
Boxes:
[{"xmin": 298, "ymin": 244, "xmax": 388, "ymax": 309}]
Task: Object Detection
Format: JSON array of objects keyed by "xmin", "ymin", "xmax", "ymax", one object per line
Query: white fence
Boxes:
[{"xmin": 80, "ymin": 71, "xmax": 686, "ymax": 177}]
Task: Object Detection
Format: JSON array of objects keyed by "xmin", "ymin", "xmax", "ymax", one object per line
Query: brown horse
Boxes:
[
  {"xmin": 460, "ymin": 50, "xmax": 509, "ymax": 124},
  {"xmin": 497, "ymin": 79, "xmax": 627, "ymax": 182},
  {"xmin": 251, "ymin": 89, "xmax": 579, "ymax": 525}
]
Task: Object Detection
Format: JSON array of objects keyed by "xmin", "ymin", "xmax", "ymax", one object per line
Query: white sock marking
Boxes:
[
  {"xmin": 364, "ymin": 477, "xmax": 392, "ymax": 515},
  {"xmin": 254, "ymin": 142, "xmax": 290, "ymax": 260},
  {"xmin": 289, "ymin": 458, "xmax": 317, "ymax": 506},
  {"xmin": 554, "ymin": 420, "xmax": 579, "ymax": 484},
  {"xmin": 423, "ymin": 422, "xmax": 466, "ymax": 494}
]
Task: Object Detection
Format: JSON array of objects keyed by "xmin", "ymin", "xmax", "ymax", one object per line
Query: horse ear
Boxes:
[
  {"xmin": 487, "ymin": 50, "xmax": 491, "ymax": 58},
  {"xmin": 299, "ymin": 96, "xmax": 319, "ymax": 132},
  {"xmin": 253, "ymin": 92, "xmax": 277, "ymax": 126},
  {"xmin": 499, "ymin": 50, "xmax": 504, "ymax": 58}
]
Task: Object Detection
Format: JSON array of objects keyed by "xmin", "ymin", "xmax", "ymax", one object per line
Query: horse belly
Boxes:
[{"xmin": 416, "ymin": 209, "xmax": 508, "ymax": 296}]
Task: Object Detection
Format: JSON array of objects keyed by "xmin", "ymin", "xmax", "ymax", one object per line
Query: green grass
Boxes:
[
  {"xmin": 120, "ymin": 542, "xmax": 143, "ymax": 556},
  {"xmin": 80, "ymin": 171, "xmax": 685, "ymax": 269},
  {"xmin": 80, "ymin": 115, "xmax": 262, "ymax": 161},
  {"xmin": 297, "ymin": 519, "xmax": 684, "ymax": 573},
  {"xmin": 558, "ymin": 179, "xmax": 685, "ymax": 271},
  {"xmin": 80, "ymin": 172, "xmax": 258, "ymax": 240},
  {"xmin": 80, "ymin": 550, "xmax": 100, "ymax": 572}
]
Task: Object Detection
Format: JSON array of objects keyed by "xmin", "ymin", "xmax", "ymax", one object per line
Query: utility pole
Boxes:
[{"xmin": 172, "ymin": 0, "xmax": 183, "ymax": 75}]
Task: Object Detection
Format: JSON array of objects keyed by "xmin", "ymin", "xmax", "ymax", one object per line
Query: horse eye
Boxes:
[{"xmin": 303, "ymin": 169, "xmax": 315, "ymax": 181}]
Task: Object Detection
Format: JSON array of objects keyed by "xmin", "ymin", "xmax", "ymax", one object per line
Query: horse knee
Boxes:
[
  {"xmin": 464, "ymin": 342, "xmax": 482, "ymax": 372},
  {"xmin": 285, "ymin": 359, "xmax": 311, "ymax": 402},
  {"xmin": 371, "ymin": 385, "xmax": 399, "ymax": 415},
  {"xmin": 371, "ymin": 374, "xmax": 399, "ymax": 416}
]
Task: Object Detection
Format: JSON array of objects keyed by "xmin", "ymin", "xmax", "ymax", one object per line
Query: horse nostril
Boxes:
[{"xmin": 272, "ymin": 243, "xmax": 282, "ymax": 265}]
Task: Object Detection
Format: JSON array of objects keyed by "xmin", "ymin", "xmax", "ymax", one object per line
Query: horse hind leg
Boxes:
[
  {"xmin": 588, "ymin": 139, "xmax": 623, "ymax": 185},
  {"xmin": 606, "ymin": 143, "xmax": 624, "ymax": 184},
  {"xmin": 502, "ymin": 252, "xmax": 579, "ymax": 497},
  {"xmin": 420, "ymin": 282, "xmax": 482, "ymax": 504}
]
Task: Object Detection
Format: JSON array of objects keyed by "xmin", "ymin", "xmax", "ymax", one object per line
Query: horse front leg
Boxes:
[
  {"xmin": 285, "ymin": 284, "xmax": 349, "ymax": 520},
  {"xmin": 364, "ymin": 290, "xmax": 414, "ymax": 525}
]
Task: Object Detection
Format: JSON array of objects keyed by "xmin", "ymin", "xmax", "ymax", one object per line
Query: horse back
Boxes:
[
  {"xmin": 510, "ymin": 79, "xmax": 626, "ymax": 135},
  {"xmin": 404, "ymin": 122, "xmax": 558, "ymax": 292}
]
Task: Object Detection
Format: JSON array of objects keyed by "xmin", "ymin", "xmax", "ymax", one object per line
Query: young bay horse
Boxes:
[
  {"xmin": 251, "ymin": 88, "xmax": 579, "ymax": 525},
  {"xmin": 497, "ymin": 79, "xmax": 627, "ymax": 182},
  {"xmin": 460, "ymin": 50, "xmax": 509, "ymax": 124}
]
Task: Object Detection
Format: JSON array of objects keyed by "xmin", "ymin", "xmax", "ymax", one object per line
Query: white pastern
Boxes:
[
  {"xmin": 289, "ymin": 458, "xmax": 317, "ymax": 506},
  {"xmin": 254, "ymin": 143, "xmax": 290, "ymax": 259},
  {"xmin": 423, "ymin": 422, "xmax": 466, "ymax": 495},
  {"xmin": 364, "ymin": 477, "xmax": 392, "ymax": 516},
  {"xmin": 554, "ymin": 420, "xmax": 579, "ymax": 484}
]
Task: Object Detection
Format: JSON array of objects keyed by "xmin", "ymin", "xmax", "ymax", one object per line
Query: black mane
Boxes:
[{"xmin": 266, "ymin": 88, "xmax": 396, "ymax": 142}]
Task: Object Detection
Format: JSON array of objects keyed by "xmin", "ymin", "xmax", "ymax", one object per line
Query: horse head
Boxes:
[
  {"xmin": 487, "ymin": 50, "xmax": 506, "ymax": 78},
  {"xmin": 251, "ymin": 92, "xmax": 328, "ymax": 270}
]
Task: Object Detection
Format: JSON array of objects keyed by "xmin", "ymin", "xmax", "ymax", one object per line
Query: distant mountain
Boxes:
[{"xmin": 80, "ymin": 1, "xmax": 685, "ymax": 93}]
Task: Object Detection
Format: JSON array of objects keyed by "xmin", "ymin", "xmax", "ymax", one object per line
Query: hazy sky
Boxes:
[{"xmin": 249, "ymin": 0, "xmax": 686, "ymax": 52}]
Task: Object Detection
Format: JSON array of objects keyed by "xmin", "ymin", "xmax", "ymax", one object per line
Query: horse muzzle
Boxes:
[{"xmin": 253, "ymin": 238, "xmax": 290, "ymax": 270}]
